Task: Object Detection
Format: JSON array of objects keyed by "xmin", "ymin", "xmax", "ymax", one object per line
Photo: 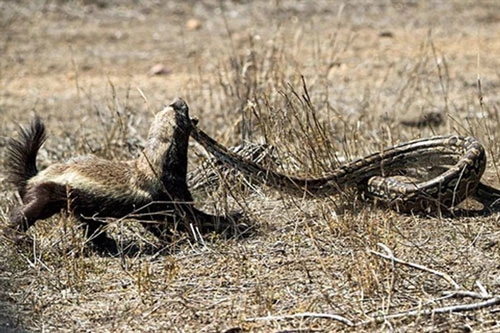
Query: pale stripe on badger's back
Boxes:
[{"xmin": 27, "ymin": 158, "xmax": 158, "ymax": 202}]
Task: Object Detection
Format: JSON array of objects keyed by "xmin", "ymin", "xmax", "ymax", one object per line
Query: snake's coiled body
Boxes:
[{"xmin": 191, "ymin": 124, "xmax": 500, "ymax": 213}]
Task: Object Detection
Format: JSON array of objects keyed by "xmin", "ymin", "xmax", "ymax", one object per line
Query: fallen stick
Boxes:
[
  {"xmin": 368, "ymin": 243, "xmax": 461, "ymax": 290},
  {"xmin": 442, "ymin": 290, "xmax": 492, "ymax": 300},
  {"xmin": 245, "ymin": 312, "xmax": 354, "ymax": 327},
  {"xmin": 359, "ymin": 296, "xmax": 500, "ymax": 325}
]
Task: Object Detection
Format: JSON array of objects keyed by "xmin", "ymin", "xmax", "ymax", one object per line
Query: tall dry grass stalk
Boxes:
[{"xmin": 1, "ymin": 2, "xmax": 499, "ymax": 331}]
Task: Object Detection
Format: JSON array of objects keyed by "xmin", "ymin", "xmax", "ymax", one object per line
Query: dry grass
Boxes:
[{"xmin": 1, "ymin": 1, "xmax": 500, "ymax": 332}]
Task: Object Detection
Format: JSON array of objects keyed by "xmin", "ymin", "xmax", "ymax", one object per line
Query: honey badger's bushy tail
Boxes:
[{"xmin": 6, "ymin": 116, "xmax": 47, "ymax": 197}]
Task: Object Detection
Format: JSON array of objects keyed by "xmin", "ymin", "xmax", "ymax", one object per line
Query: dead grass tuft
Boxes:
[{"xmin": 1, "ymin": 1, "xmax": 500, "ymax": 332}]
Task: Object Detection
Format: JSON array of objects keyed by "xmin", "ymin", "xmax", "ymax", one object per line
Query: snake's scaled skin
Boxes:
[{"xmin": 191, "ymin": 123, "xmax": 500, "ymax": 213}]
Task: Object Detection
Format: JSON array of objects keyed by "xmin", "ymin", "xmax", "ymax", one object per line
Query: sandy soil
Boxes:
[{"xmin": 1, "ymin": 1, "xmax": 500, "ymax": 332}]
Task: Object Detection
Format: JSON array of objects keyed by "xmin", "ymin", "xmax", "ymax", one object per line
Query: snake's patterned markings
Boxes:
[{"xmin": 191, "ymin": 124, "xmax": 500, "ymax": 213}]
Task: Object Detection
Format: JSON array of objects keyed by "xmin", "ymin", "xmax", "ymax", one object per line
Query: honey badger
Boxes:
[{"xmin": 5, "ymin": 98, "xmax": 235, "ymax": 252}]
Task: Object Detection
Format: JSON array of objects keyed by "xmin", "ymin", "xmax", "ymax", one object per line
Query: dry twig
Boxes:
[
  {"xmin": 245, "ymin": 312, "xmax": 354, "ymax": 327},
  {"xmin": 442, "ymin": 290, "xmax": 492, "ymax": 300},
  {"xmin": 364, "ymin": 243, "xmax": 500, "ymax": 325},
  {"xmin": 360, "ymin": 296, "xmax": 500, "ymax": 325},
  {"xmin": 368, "ymin": 243, "xmax": 461, "ymax": 290}
]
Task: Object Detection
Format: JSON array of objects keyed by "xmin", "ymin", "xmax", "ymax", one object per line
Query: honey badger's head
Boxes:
[
  {"xmin": 169, "ymin": 97, "xmax": 189, "ymax": 118},
  {"xmin": 147, "ymin": 97, "xmax": 192, "ymax": 143},
  {"xmin": 170, "ymin": 97, "xmax": 194, "ymax": 133}
]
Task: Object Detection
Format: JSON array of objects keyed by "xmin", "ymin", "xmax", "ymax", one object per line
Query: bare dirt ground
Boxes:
[{"xmin": 1, "ymin": 1, "xmax": 500, "ymax": 332}]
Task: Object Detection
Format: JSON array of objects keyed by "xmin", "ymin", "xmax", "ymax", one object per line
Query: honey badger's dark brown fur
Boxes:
[{"xmin": 5, "ymin": 98, "xmax": 234, "ymax": 252}]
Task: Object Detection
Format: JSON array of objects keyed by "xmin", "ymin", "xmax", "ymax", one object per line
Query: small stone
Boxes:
[
  {"xmin": 379, "ymin": 31, "xmax": 394, "ymax": 38},
  {"xmin": 186, "ymin": 18, "xmax": 202, "ymax": 30},
  {"xmin": 148, "ymin": 64, "xmax": 171, "ymax": 76},
  {"xmin": 400, "ymin": 110, "xmax": 444, "ymax": 128}
]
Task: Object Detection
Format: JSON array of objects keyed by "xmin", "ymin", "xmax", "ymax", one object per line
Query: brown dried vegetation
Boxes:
[{"xmin": 1, "ymin": 1, "xmax": 499, "ymax": 332}]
